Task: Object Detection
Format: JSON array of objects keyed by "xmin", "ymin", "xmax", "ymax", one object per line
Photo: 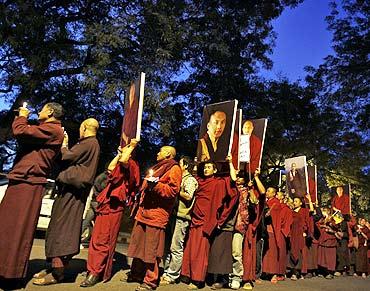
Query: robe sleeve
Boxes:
[
  {"xmin": 12, "ymin": 116, "xmax": 59, "ymax": 144},
  {"xmin": 217, "ymin": 182, "xmax": 239, "ymax": 227},
  {"xmin": 153, "ymin": 164, "xmax": 182, "ymax": 199}
]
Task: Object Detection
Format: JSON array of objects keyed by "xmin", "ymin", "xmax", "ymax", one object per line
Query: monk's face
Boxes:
[
  {"xmin": 266, "ymin": 187, "xmax": 276, "ymax": 199},
  {"xmin": 157, "ymin": 147, "xmax": 169, "ymax": 162},
  {"xmin": 38, "ymin": 104, "xmax": 53, "ymax": 121},
  {"xmin": 242, "ymin": 120, "xmax": 254, "ymax": 135},
  {"xmin": 336, "ymin": 186, "xmax": 343, "ymax": 196},
  {"xmin": 207, "ymin": 111, "xmax": 226, "ymax": 138},
  {"xmin": 203, "ymin": 163, "xmax": 216, "ymax": 177},
  {"xmin": 293, "ymin": 197, "xmax": 302, "ymax": 209},
  {"xmin": 276, "ymin": 191, "xmax": 285, "ymax": 201},
  {"xmin": 358, "ymin": 218, "xmax": 366, "ymax": 226},
  {"xmin": 291, "ymin": 163, "xmax": 296, "ymax": 171}
]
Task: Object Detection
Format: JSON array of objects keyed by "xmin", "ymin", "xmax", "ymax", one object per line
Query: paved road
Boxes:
[{"xmin": 2, "ymin": 239, "xmax": 369, "ymax": 290}]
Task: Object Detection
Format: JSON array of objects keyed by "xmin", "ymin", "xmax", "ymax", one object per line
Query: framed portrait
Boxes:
[
  {"xmin": 284, "ymin": 155, "xmax": 309, "ymax": 198},
  {"xmin": 121, "ymin": 72, "xmax": 145, "ymax": 147},
  {"xmin": 330, "ymin": 184, "xmax": 351, "ymax": 215},
  {"xmin": 306, "ymin": 165, "xmax": 318, "ymax": 204},
  {"xmin": 239, "ymin": 118, "xmax": 267, "ymax": 178},
  {"xmin": 196, "ymin": 100, "xmax": 238, "ymax": 168}
]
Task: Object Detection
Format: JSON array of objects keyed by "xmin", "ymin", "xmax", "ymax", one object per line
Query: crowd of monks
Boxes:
[{"xmin": 0, "ymin": 102, "xmax": 369, "ymax": 291}]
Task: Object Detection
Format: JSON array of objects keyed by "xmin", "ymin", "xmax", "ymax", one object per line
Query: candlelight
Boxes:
[
  {"xmin": 22, "ymin": 102, "xmax": 28, "ymax": 108},
  {"xmin": 149, "ymin": 169, "xmax": 154, "ymax": 177}
]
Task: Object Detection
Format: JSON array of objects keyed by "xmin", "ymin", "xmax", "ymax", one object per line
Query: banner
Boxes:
[{"xmin": 121, "ymin": 72, "xmax": 145, "ymax": 147}]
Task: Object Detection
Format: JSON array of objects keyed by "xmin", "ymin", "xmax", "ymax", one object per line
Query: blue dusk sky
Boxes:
[{"xmin": 0, "ymin": 0, "xmax": 334, "ymax": 110}]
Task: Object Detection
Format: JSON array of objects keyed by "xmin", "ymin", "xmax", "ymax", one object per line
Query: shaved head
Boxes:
[
  {"xmin": 80, "ymin": 118, "xmax": 99, "ymax": 138},
  {"xmin": 157, "ymin": 145, "xmax": 176, "ymax": 161}
]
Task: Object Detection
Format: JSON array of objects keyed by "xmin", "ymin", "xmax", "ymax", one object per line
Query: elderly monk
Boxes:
[
  {"xmin": 241, "ymin": 120, "xmax": 262, "ymax": 175},
  {"xmin": 33, "ymin": 118, "xmax": 100, "ymax": 285},
  {"xmin": 125, "ymin": 146, "xmax": 182, "ymax": 291},
  {"xmin": 0, "ymin": 103, "xmax": 64, "ymax": 287},
  {"xmin": 331, "ymin": 186, "xmax": 350, "ymax": 215},
  {"xmin": 80, "ymin": 139, "xmax": 140, "ymax": 287}
]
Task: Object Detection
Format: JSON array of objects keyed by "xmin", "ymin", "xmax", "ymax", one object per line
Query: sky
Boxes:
[
  {"xmin": 0, "ymin": 0, "xmax": 335, "ymax": 110},
  {"xmin": 260, "ymin": 0, "xmax": 334, "ymax": 81}
]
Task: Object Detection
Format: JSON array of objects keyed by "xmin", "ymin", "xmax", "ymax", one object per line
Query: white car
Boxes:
[{"xmin": 0, "ymin": 175, "xmax": 57, "ymax": 231}]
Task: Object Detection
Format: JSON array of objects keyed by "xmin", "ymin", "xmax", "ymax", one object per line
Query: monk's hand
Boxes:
[
  {"xmin": 226, "ymin": 155, "xmax": 232, "ymax": 163},
  {"xmin": 247, "ymin": 180, "xmax": 253, "ymax": 187},
  {"xmin": 129, "ymin": 138, "xmax": 138, "ymax": 148},
  {"xmin": 305, "ymin": 193, "xmax": 311, "ymax": 201},
  {"xmin": 254, "ymin": 168, "xmax": 260, "ymax": 177},
  {"xmin": 18, "ymin": 106, "xmax": 30, "ymax": 118}
]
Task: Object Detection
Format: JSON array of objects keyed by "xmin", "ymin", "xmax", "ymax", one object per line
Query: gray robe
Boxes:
[{"xmin": 45, "ymin": 136, "xmax": 100, "ymax": 258}]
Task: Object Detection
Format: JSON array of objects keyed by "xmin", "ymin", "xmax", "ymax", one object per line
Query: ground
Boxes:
[{"xmin": 1, "ymin": 238, "xmax": 369, "ymax": 291}]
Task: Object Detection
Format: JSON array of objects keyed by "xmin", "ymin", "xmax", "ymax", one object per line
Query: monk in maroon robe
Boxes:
[
  {"xmin": 80, "ymin": 139, "xmax": 140, "ymax": 287},
  {"xmin": 33, "ymin": 118, "xmax": 100, "ymax": 286},
  {"xmin": 288, "ymin": 197, "xmax": 313, "ymax": 280},
  {"xmin": 317, "ymin": 208, "xmax": 337, "ymax": 279},
  {"xmin": 331, "ymin": 186, "xmax": 350, "ymax": 215},
  {"xmin": 0, "ymin": 103, "xmax": 64, "ymax": 286},
  {"xmin": 239, "ymin": 170, "xmax": 266, "ymax": 290},
  {"xmin": 125, "ymin": 146, "xmax": 181, "ymax": 291},
  {"xmin": 262, "ymin": 188, "xmax": 285, "ymax": 283},
  {"xmin": 181, "ymin": 161, "xmax": 235, "ymax": 289}
]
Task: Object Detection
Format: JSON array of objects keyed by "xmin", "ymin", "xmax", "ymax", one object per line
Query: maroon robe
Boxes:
[
  {"xmin": 278, "ymin": 203, "xmax": 293, "ymax": 275},
  {"xmin": 289, "ymin": 207, "xmax": 312, "ymax": 271},
  {"xmin": 87, "ymin": 159, "xmax": 140, "ymax": 281},
  {"xmin": 242, "ymin": 188, "xmax": 264, "ymax": 281},
  {"xmin": 0, "ymin": 117, "xmax": 63, "ymax": 279},
  {"xmin": 181, "ymin": 176, "xmax": 233, "ymax": 282},
  {"xmin": 331, "ymin": 194, "xmax": 350, "ymax": 215},
  {"xmin": 262, "ymin": 197, "xmax": 282, "ymax": 275},
  {"xmin": 317, "ymin": 220, "xmax": 337, "ymax": 271},
  {"xmin": 127, "ymin": 159, "xmax": 181, "ymax": 289}
]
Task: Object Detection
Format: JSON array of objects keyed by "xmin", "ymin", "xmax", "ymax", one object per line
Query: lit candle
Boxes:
[
  {"xmin": 22, "ymin": 102, "xmax": 28, "ymax": 108},
  {"xmin": 149, "ymin": 169, "xmax": 154, "ymax": 177}
]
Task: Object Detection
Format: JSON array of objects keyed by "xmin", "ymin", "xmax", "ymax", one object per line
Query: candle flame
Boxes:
[
  {"xmin": 22, "ymin": 102, "xmax": 28, "ymax": 108},
  {"xmin": 149, "ymin": 169, "xmax": 154, "ymax": 177}
]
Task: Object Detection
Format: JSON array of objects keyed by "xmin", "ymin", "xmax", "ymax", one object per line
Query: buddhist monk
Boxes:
[
  {"xmin": 181, "ymin": 160, "xmax": 235, "ymax": 290},
  {"xmin": 288, "ymin": 197, "xmax": 312, "ymax": 280},
  {"xmin": 124, "ymin": 146, "xmax": 182, "ymax": 291},
  {"xmin": 0, "ymin": 103, "xmax": 64, "ymax": 288},
  {"xmin": 33, "ymin": 118, "xmax": 100, "ymax": 285},
  {"xmin": 80, "ymin": 139, "xmax": 140, "ymax": 287}
]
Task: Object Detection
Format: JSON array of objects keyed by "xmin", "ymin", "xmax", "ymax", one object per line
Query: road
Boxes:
[{"xmin": 1, "ymin": 238, "xmax": 369, "ymax": 290}]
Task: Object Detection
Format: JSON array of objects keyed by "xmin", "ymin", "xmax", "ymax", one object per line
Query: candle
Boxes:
[{"xmin": 22, "ymin": 102, "xmax": 28, "ymax": 108}]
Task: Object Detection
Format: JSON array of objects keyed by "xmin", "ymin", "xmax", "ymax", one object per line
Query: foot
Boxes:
[
  {"xmin": 304, "ymin": 273, "xmax": 313, "ymax": 279},
  {"xmin": 135, "ymin": 283, "xmax": 154, "ymax": 290},
  {"xmin": 334, "ymin": 271, "xmax": 341, "ymax": 277},
  {"xmin": 121, "ymin": 272, "xmax": 141, "ymax": 283},
  {"xmin": 255, "ymin": 278, "xmax": 262, "ymax": 284},
  {"xmin": 211, "ymin": 282, "xmax": 225, "ymax": 289},
  {"xmin": 33, "ymin": 269, "xmax": 52, "ymax": 279},
  {"xmin": 159, "ymin": 276, "xmax": 175, "ymax": 285},
  {"xmin": 188, "ymin": 283, "xmax": 199, "ymax": 290},
  {"xmin": 271, "ymin": 275, "xmax": 278, "ymax": 283},
  {"xmin": 325, "ymin": 274, "xmax": 334, "ymax": 280},
  {"xmin": 353, "ymin": 273, "xmax": 358, "ymax": 277},
  {"xmin": 33, "ymin": 273, "xmax": 59, "ymax": 286},
  {"xmin": 243, "ymin": 282, "xmax": 253, "ymax": 290},
  {"xmin": 290, "ymin": 274, "xmax": 297, "ymax": 281},
  {"xmin": 230, "ymin": 280, "xmax": 240, "ymax": 290},
  {"xmin": 361, "ymin": 273, "xmax": 366, "ymax": 279},
  {"xmin": 80, "ymin": 274, "xmax": 100, "ymax": 288},
  {"xmin": 276, "ymin": 275, "xmax": 285, "ymax": 281}
]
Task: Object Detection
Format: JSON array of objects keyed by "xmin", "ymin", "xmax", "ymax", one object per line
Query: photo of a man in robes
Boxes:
[
  {"xmin": 285, "ymin": 156, "xmax": 308, "ymax": 198},
  {"xmin": 239, "ymin": 118, "xmax": 267, "ymax": 178},
  {"xmin": 121, "ymin": 72, "xmax": 145, "ymax": 147},
  {"xmin": 330, "ymin": 184, "xmax": 351, "ymax": 216},
  {"xmin": 196, "ymin": 100, "xmax": 238, "ymax": 172},
  {"xmin": 306, "ymin": 165, "xmax": 318, "ymax": 204}
]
